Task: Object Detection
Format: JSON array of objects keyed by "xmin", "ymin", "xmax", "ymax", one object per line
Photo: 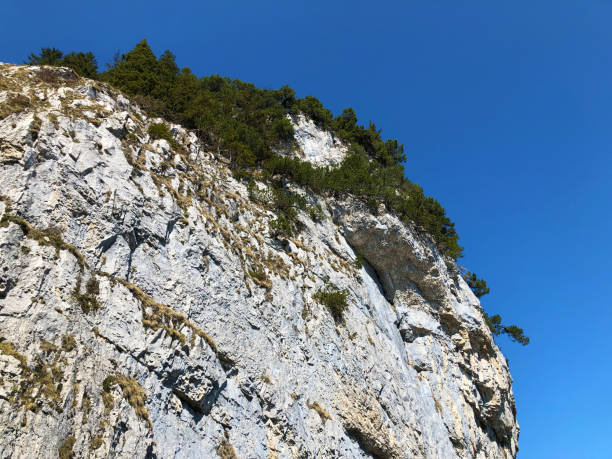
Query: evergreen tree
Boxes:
[
  {"xmin": 464, "ymin": 272, "xmax": 490, "ymax": 297},
  {"xmin": 59, "ymin": 52, "xmax": 98, "ymax": 78},
  {"xmin": 102, "ymin": 39, "xmax": 160, "ymax": 96},
  {"xmin": 24, "ymin": 39, "xmax": 463, "ymax": 260},
  {"xmin": 484, "ymin": 313, "xmax": 530, "ymax": 346},
  {"xmin": 27, "ymin": 48, "xmax": 63, "ymax": 65},
  {"xmin": 26, "ymin": 48, "xmax": 98, "ymax": 78}
]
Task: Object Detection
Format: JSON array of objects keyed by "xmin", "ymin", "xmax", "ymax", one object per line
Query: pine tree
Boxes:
[
  {"xmin": 26, "ymin": 48, "xmax": 63, "ymax": 65},
  {"xmin": 60, "ymin": 52, "xmax": 98, "ymax": 78},
  {"xmin": 464, "ymin": 272, "xmax": 490, "ymax": 297},
  {"xmin": 102, "ymin": 39, "xmax": 160, "ymax": 96}
]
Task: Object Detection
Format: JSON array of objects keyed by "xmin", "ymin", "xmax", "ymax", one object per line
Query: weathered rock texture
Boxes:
[{"xmin": 0, "ymin": 64, "xmax": 518, "ymax": 458}]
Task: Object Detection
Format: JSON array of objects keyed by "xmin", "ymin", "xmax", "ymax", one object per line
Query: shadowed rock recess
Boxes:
[{"xmin": 0, "ymin": 64, "xmax": 518, "ymax": 458}]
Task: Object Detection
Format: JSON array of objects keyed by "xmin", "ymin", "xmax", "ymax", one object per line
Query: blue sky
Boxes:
[{"xmin": 2, "ymin": 1, "xmax": 611, "ymax": 456}]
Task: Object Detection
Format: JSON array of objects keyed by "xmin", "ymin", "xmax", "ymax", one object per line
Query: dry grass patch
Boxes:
[
  {"xmin": 0, "ymin": 214, "xmax": 88, "ymax": 270},
  {"xmin": 0, "ymin": 337, "xmax": 65, "ymax": 413},
  {"xmin": 0, "ymin": 94, "xmax": 30, "ymax": 120},
  {"xmin": 58, "ymin": 436, "xmax": 76, "ymax": 459},
  {"xmin": 103, "ymin": 374, "xmax": 151, "ymax": 429},
  {"xmin": 215, "ymin": 433, "xmax": 238, "ymax": 459},
  {"xmin": 307, "ymin": 400, "xmax": 332, "ymax": 424},
  {"xmin": 100, "ymin": 273, "xmax": 219, "ymax": 357}
]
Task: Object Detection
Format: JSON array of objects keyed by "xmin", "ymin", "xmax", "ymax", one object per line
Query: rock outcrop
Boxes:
[{"xmin": 0, "ymin": 64, "xmax": 518, "ymax": 458}]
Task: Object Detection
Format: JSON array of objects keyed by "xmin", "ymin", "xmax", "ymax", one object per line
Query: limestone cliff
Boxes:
[{"xmin": 0, "ymin": 64, "xmax": 518, "ymax": 458}]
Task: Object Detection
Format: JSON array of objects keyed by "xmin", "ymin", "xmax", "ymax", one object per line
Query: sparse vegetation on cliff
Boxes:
[
  {"xmin": 483, "ymin": 313, "xmax": 530, "ymax": 346},
  {"xmin": 462, "ymin": 269, "xmax": 529, "ymax": 346},
  {"xmin": 314, "ymin": 286, "xmax": 349, "ymax": 323},
  {"xmin": 147, "ymin": 122, "xmax": 180, "ymax": 150},
  {"xmin": 25, "ymin": 40, "xmax": 462, "ymax": 259}
]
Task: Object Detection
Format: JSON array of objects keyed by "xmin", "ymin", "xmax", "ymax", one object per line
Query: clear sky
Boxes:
[{"xmin": 2, "ymin": 1, "xmax": 611, "ymax": 457}]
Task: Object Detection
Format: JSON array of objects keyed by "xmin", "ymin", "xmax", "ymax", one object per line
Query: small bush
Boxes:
[
  {"xmin": 85, "ymin": 277, "xmax": 99, "ymax": 296},
  {"xmin": 102, "ymin": 375, "xmax": 115, "ymax": 393},
  {"xmin": 215, "ymin": 433, "xmax": 238, "ymax": 459},
  {"xmin": 247, "ymin": 181, "xmax": 273, "ymax": 204},
  {"xmin": 354, "ymin": 250, "xmax": 365, "ymax": 269},
  {"xmin": 308, "ymin": 204, "xmax": 325, "ymax": 223},
  {"xmin": 103, "ymin": 374, "xmax": 152, "ymax": 428},
  {"xmin": 147, "ymin": 123, "xmax": 179, "ymax": 150},
  {"xmin": 28, "ymin": 48, "xmax": 97, "ymax": 78},
  {"xmin": 314, "ymin": 286, "xmax": 349, "ymax": 323},
  {"xmin": 269, "ymin": 215, "xmax": 292, "ymax": 237},
  {"xmin": 72, "ymin": 276, "xmax": 100, "ymax": 314},
  {"xmin": 0, "ymin": 94, "xmax": 30, "ymax": 120},
  {"xmin": 90, "ymin": 436, "xmax": 103, "ymax": 451},
  {"xmin": 58, "ymin": 436, "xmax": 76, "ymax": 459},
  {"xmin": 248, "ymin": 268, "xmax": 271, "ymax": 289},
  {"xmin": 61, "ymin": 334, "xmax": 76, "ymax": 352}
]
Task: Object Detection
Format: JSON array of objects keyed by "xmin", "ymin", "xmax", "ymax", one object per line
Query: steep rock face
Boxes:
[
  {"xmin": 290, "ymin": 114, "xmax": 347, "ymax": 167},
  {"xmin": 0, "ymin": 64, "xmax": 518, "ymax": 458}
]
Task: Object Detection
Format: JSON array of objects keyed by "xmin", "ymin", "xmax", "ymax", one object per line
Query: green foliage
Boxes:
[
  {"xmin": 21, "ymin": 40, "xmax": 528, "ymax": 351},
  {"xmin": 354, "ymin": 250, "xmax": 365, "ymax": 269},
  {"xmin": 103, "ymin": 40, "xmax": 160, "ymax": 96},
  {"xmin": 99, "ymin": 40, "xmax": 295, "ymax": 167},
  {"xmin": 147, "ymin": 123, "xmax": 180, "ymax": 150},
  {"xmin": 59, "ymin": 52, "xmax": 98, "ymax": 78},
  {"xmin": 248, "ymin": 181, "xmax": 324, "ymax": 236},
  {"xmin": 262, "ymin": 151, "xmax": 462, "ymax": 258},
  {"xmin": 308, "ymin": 204, "xmax": 325, "ymax": 223},
  {"xmin": 296, "ymin": 96, "xmax": 333, "ymax": 126},
  {"xmin": 463, "ymin": 271, "xmax": 490, "ymax": 298},
  {"xmin": 247, "ymin": 181, "xmax": 273, "ymax": 204},
  {"xmin": 484, "ymin": 313, "xmax": 530, "ymax": 346},
  {"xmin": 269, "ymin": 215, "xmax": 293, "ymax": 237},
  {"xmin": 294, "ymin": 100, "xmax": 406, "ymax": 167},
  {"xmin": 25, "ymin": 40, "xmax": 461, "ymax": 258},
  {"xmin": 27, "ymin": 48, "xmax": 63, "ymax": 66},
  {"xmin": 27, "ymin": 48, "xmax": 98, "ymax": 78},
  {"xmin": 314, "ymin": 286, "xmax": 349, "ymax": 323},
  {"xmin": 72, "ymin": 276, "xmax": 100, "ymax": 314}
]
